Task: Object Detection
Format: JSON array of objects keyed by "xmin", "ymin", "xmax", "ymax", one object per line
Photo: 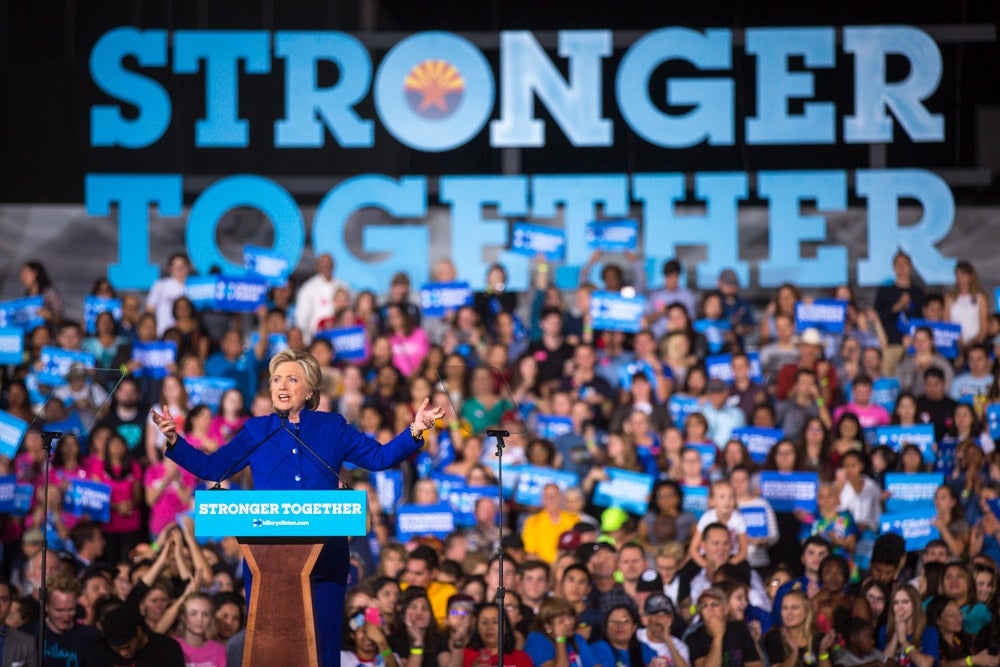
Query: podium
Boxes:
[{"xmin": 194, "ymin": 490, "xmax": 368, "ymax": 667}]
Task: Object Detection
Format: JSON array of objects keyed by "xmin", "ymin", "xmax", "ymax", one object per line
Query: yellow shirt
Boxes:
[{"xmin": 521, "ymin": 510, "xmax": 580, "ymax": 563}]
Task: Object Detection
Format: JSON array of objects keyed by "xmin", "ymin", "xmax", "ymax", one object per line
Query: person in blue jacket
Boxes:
[{"xmin": 151, "ymin": 348, "xmax": 444, "ymax": 667}]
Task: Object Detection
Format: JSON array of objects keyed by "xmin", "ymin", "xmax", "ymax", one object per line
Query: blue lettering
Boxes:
[
  {"xmin": 173, "ymin": 31, "xmax": 271, "ymax": 147},
  {"xmin": 491, "ymin": 30, "xmax": 612, "ymax": 147},
  {"xmin": 90, "ymin": 28, "xmax": 170, "ymax": 148},
  {"xmin": 274, "ymin": 32, "xmax": 374, "ymax": 147}
]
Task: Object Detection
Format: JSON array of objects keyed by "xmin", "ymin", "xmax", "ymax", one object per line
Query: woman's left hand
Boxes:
[{"xmin": 412, "ymin": 398, "xmax": 446, "ymax": 437}]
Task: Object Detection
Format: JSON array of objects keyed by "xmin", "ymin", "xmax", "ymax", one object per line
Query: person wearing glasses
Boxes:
[{"xmin": 590, "ymin": 604, "xmax": 657, "ymax": 667}]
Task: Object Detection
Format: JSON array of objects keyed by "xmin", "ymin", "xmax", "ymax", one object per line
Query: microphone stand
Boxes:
[
  {"xmin": 486, "ymin": 428, "xmax": 509, "ymax": 667},
  {"xmin": 36, "ymin": 429, "xmax": 63, "ymax": 662}
]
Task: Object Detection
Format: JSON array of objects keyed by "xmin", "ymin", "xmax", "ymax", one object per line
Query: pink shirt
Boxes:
[
  {"xmin": 833, "ymin": 403, "xmax": 891, "ymax": 430},
  {"xmin": 88, "ymin": 459, "xmax": 142, "ymax": 533},
  {"xmin": 176, "ymin": 637, "xmax": 227, "ymax": 667},
  {"xmin": 144, "ymin": 462, "xmax": 198, "ymax": 536},
  {"xmin": 390, "ymin": 327, "xmax": 430, "ymax": 377},
  {"xmin": 209, "ymin": 415, "xmax": 247, "ymax": 444}
]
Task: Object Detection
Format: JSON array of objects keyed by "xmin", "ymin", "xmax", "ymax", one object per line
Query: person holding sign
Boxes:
[{"xmin": 151, "ymin": 348, "xmax": 445, "ymax": 667}]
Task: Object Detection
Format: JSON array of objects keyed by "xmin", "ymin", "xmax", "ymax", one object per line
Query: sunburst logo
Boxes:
[{"xmin": 404, "ymin": 59, "xmax": 465, "ymax": 119}]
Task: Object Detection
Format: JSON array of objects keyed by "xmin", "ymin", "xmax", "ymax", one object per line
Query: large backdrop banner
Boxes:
[{"xmin": 2, "ymin": 6, "xmax": 998, "ymax": 311}]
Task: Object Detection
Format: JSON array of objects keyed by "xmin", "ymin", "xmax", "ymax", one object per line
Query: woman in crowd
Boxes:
[
  {"xmin": 452, "ymin": 602, "xmax": 531, "ymax": 667},
  {"xmin": 828, "ymin": 413, "xmax": 863, "ymax": 470},
  {"xmin": 935, "ymin": 486, "xmax": 970, "ymax": 559},
  {"xmin": 878, "ymin": 584, "xmax": 938, "ymax": 667},
  {"xmin": 639, "ymin": 479, "xmax": 697, "ymax": 549},
  {"xmin": 20, "ymin": 259, "xmax": 63, "ymax": 324},
  {"xmin": 763, "ymin": 588, "xmax": 833, "ymax": 667},
  {"xmin": 212, "ymin": 592, "xmax": 245, "ymax": 645},
  {"xmin": 731, "ymin": 465, "xmax": 779, "ymax": 571},
  {"xmin": 837, "ymin": 450, "xmax": 882, "ymax": 533},
  {"xmin": 895, "ymin": 326, "xmax": 955, "ymax": 396},
  {"xmin": 90, "ymin": 431, "xmax": 142, "ymax": 564},
  {"xmin": 390, "ymin": 587, "xmax": 442, "ymax": 667},
  {"xmin": 589, "ymin": 604, "xmax": 656, "ymax": 667},
  {"xmin": 524, "ymin": 596, "xmax": 599, "ymax": 667},
  {"xmin": 208, "ymin": 387, "xmax": 247, "ymax": 445},
  {"xmin": 174, "ymin": 592, "xmax": 226, "ymax": 667},
  {"xmin": 82, "ymin": 310, "xmax": 128, "ymax": 369},
  {"xmin": 946, "ymin": 260, "xmax": 989, "ymax": 350},
  {"xmin": 941, "ymin": 562, "xmax": 991, "ymax": 636}
]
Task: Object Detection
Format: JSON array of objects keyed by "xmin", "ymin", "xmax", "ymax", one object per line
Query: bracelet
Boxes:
[
  {"xmin": 150, "ymin": 542, "xmax": 159, "ymax": 552},
  {"xmin": 449, "ymin": 421, "xmax": 460, "ymax": 430},
  {"xmin": 410, "ymin": 648, "xmax": 424, "ymax": 656},
  {"xmin": 815, "ymin": 398, "xmax": 825, "ymax": 407},
  {"xmin": 409, "ymin": 423, "xmax": 424, "ymax": 442},
  {"xmin": 819, "ymin": 654, "xmax": 830, "ymax": 662},
  {"xmin": 966, "ymin": 657, "xmax": 973, "ymax": 667},
  {"xmin": 904, "ymin": 645, "xmax": 915, "ymax": 655},
  {"xmin": 555, "ymin": 637, "xmax": 567, "ymax": 644},
  {"xmin": 381, "ymin": 648, "xmax": 393, "ymax": 658}
]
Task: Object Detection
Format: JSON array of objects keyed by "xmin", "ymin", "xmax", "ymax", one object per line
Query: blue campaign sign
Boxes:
[
  {"xmin": 395, "ymin": 502, "xmax": 456, "ymax": 542},
  {"xmin": 419, "ymin": 281, "xmax": 473, "ymax": 317},
  {"xmin": 586, "ymin": 219, "xmax": 638, "ymax": 252},
  {"xmin": 880, "ymin": 508, "xmax": 940, "ymax": 552},
  {"xmin": 132, "ymin": 341, "xmax": 177, "ymax": 379},
  {"xmin": 855, "ymin": 530, "xmax": 878, "ymax": 571},
  {"xmin": 733, "ymin": 427, "xmax": 784, "ymax": 464},
  {"xmin": 249, "ymin": 332, "xmax": 289, "ymax": 360},
  {"xmin": 184, "ymin": 377, "xmax": 238, "ymax": 411},
  {"xmin": 795, "ymin": 299, "xmax": 848, "ymax": 334},
  {"xmin": 884, "ymin": 472, "xmax": 944, "ymax": 512},
  {"xmin": 907, "ymin": 320, "xmax": 962, "ymax": 360},
  {"xmin": 760, "ymin": 471, "xmax": 819, "ymax": 513},
  {"xmin": 690, "ymin": 444, "xmax": 717, "ymax": 471},
  {"xmin": 741, "ymin": 506, "xmax": 768, "ymax": 539},
  {"xmin": 442, "ymin": 483, "xmax": 495, "ymax": 527},
  {"xmin": 668, "ymin": 395, "xmax": 700, "ymax": 425},
  {"xmin": 706, "ymin": 352, "xmax": 764, "ymax": 384},
  {"xmin": 83, "ymin": 296, "xmax": 122, "ymax": 334},
  {"xmin": 484, "ymin": 461, "xmax": 519, "ymax": 500},
  {"xmin": 987, "ymin": 405, "xmax": 1000, "ymax": 440},
  {"xmin": 38, "ymin": 347, "xmax": 95, "ymax": 387},
  {"xmin": 536, "ymin": 415, "xmax": 574, "ymax": 441},
  {"xmin": 616, "ymin": 359, "xmax": 660, "ymax": 392},
  {"xmin": 693, "ymin": 319, "xmax": 732, "ymax": 354},
  {"xmin": 592, "ymin": 468, "xmax": 654, "ymax": 515},
  {"xmin": 590, "ymin": 291, "xmax": 646, "ymax": 333},
  {"xmin": 0, "ymin": 327, "xmax": 24, "ymax": 365},
  {"xmin": 47, "ymin": 413, "xmax": 87, "ymax": 441},
  {"xmin": 315, "ymin": 326, "xmax": 368, "ymax": 362},
  {"xmin": 214, "ymin": 276, "xmax": 270, "ymax": 312},
  {"xmin": 0, "ymin": 410, "xmax": 28, "ymax": 460},
  {"xmin": 682, "ymin": 485, "xmax": 709, "ymax": 515},
  {"xmin": 185, "ymin": 276, "xmax": 218, "ymax": 309},
  {"xmin": 870, "ymin": 377, "xmax": 901, "ymax": 412},
  {"xmin": 0, "ymin": 475, "xmax": 17, "ymax": 513},
  {"xmin": 0, "ymin": 296, "xmax": 45, "ymax": 331},
  {"xmin": 195, "ymin": 490, "xmax": 368, "ymax": 539},
  {"xmin": 243, "ymin": 245, "xmax": 291, "ymax": 286},
  {"xmin": 12, "ymin": 483, "xmax": 33, "ymax": 516},
  {"xmin": 510, "ymin": 222, "xmax": 566, "ymax": 261},
  {"xmin": 63, "ymin": 479, "xmax": 112, "ymax": 522},
  {"xmin": 373, "ymin": 469, "xmax": 405, "ymax": 514},
  {"xmin": 876, "ymin": 424, "xmax": 936, "ymax": 464},
  {"xmin": 513, "ymin": 465, "xmax": 579, "ymax": 507}
]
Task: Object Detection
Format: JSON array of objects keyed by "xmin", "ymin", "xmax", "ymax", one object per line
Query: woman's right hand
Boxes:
[{"xmin": 150, "ymin": 405, "xmax": 178, "ymax": 446}]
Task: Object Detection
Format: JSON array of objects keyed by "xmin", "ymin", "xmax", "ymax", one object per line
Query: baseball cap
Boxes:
[
  {"xmin": 558, "ymin": 530, "xmax": 582, "ymax": 552},
  {"xmin": 697, "ymin": 587, "xmax": 727, "ymax": 607},
  {"xmin": 706, "ymin": 378, "xmax": 728, "ymax": 393},
  {"xmin": 636, "ymin": 568, "xmax": 664, "ymax": 594},
  {"xmin": 798, "ymin": 327, "xmax": 823, "ymax": 346},
  {"xmin": 644, "ymin": 593, "xmax": 677, "ymax": 615}
]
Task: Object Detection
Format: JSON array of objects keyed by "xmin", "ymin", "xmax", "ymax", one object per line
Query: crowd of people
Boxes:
[{"xmin": 3, "ymin": 247, "xmax": 1000, "ymax": 667}]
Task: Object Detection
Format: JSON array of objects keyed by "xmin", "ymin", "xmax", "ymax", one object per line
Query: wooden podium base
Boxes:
[{"xmin": 240, "ymin": 540, "xmax": 325, "ymax": 667}]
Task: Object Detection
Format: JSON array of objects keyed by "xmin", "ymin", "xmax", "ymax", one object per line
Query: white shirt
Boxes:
[
  {"xmin": 637, "ymin": 628, "xmax": 690, "ymax": 666},
  {"xmin": 839, "ymin": 475, "xmax": 882, "ymax": 530},
  {"xmin": 294, "ymin": 273, "xmax": 351, "ymax": 341},
  {"xmin": 146, "ymin": 277, "xmax": 187, "ymax": 336}
]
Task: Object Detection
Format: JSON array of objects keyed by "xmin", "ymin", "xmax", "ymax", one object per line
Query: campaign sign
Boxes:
[
  {"xmin": 690, "ymin": 444, "xmax": 718, "ymax": 472},
  {"xmin": 854, "ymin": 530, "xmax": 878, "ymax": 571},
  {"xmin": 593, "ymin": 468, "xmax": 654, "ymax": 515},
  {"xmin": 0, "ymin": 410, "xmax": 28, "ymax": 460},
  {"xmin": 419, "ymin": 281, "xmax": 473, "ymax": 317},
  {"xmin": 214, "ymin": 277, "xmax": 270, "ymax": 312},
  {"xmin": 668, "ymin": 395, "xmax": 700, "ymax": 425},
  {"xmin": 373, "ymin": 469, "xmax": 404, "ymax": 514},
  {"xmin": 875, "ymin": 424, "xmax": 936, "ymax": 465},
  {"xmin": 879, "ymin": 508, "xmax": 940, "ymax": 552},
  {"xmin": 0, "ymin": 478, "xmax": 33, "ymax": 517},
  {"xmin": 0, "ymin": 327, "xmax": 24, "ymax": 365},
  {"xmin": 510, "ymin": 222, "xmax": 566, "ymax": 261},
  {"xmin": 63, "ymin": 479, "xmax": 112, "ymax": 522},
  {"xmin": 185, "ymin": 276, "xmax": 218, "ymax": 309},
  {"xmin": 884, "ymin": 472, "xmax": 944, "ymax": 512},
  {"xmin": 132, "ymin": 341, "xmax": 177, "ymax": 379},
  {"xmin": 871, "ymin": 378, "xmax": 901, "ymax": 412},
  {"xmin": 513, "ymin": 466, "xmax": 579, "ymax": 507},
  {"xmin": 741, "ymin": 506, "xmax": 769, "ymax": 539},
  {"xmin": 194, "ymin": 490, "xmax": 368, "ymax": 539},
  {"xmin": 759, "ymin": 471, "xmax": 819, "ymax": 513},
  {"xmin": 733, "ymin": 427, "xmax": 784, "ymax": 464},
  {"xmin": 184, "ymin": 377, "xmax": 238, "ymax": 411},
  {"xmin": 83, "ymin": 296, "xmax": 122, "ymax": 334},
  {"xmin": 705, "ymin": 353, "xmax": 764, "ymax": 384},
  {"xmin": 243, "ymin": 245, "xmax": 291, "ymax": 286},
  {"xmin": 795, "ymin": 299, "xmax": 848, "ymax": 335},
  {"xmin": 586, "ymin": 219, "xmax": 638, "ymax": 252},
  {"xmin": 0, "ymin": 296, "xmax": 45, "ymax": 331},
  {"xmin": 617, "ymin": 359, "xmax": 660, "ymax": 392},
  {"xmin": 395, "ymin": 502, "xmax": 456, "ymax": 542},
  {"xmin": 907, "ymin": 320, "xmax": 962, "ymax": 360},
  {"xmin": 987, "ymin": 404, "xmax": 1000, "ymax": 440},
  {"xmin": 249, "ymin": 332, "xmax": 289, "ymax": 360},
  {"xmin": 38, "ymin": 347, "xmax": 95, "ymax": 387},
  {"xmin": 693, "ymin": 319, "xmax": 732, "ymax": 354},
  {"xmin": 590, "ymin": 291, "xmax": 646, "ymax": 333},
  {"xmin": 46, "ymin": 413, "xmax": 87, "ymax": 442},
  {"xmin": 536, "ymin": 415, "xmax": 574, "ymax": 441},
  {"xmin": 442, "ymin": 483, "xmax": 495, "ymax": 527},
  {"xmin": 682, "ymin": 485, "xmax": 709, "ymax": 515},
  {"xmin": 316, "ymin": 326, "xmax": 368, "ymax": 362}
]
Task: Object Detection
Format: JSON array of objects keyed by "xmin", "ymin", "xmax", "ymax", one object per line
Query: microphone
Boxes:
[
  {"xmin": 277, "ymin": 414, "xmax": 354, "ymax": 491},
  {"xmin": 209, "ymin": 419, "xmax": 286, "ymax": 490}
]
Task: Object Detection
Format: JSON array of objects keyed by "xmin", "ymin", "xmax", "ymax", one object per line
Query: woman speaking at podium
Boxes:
[{"xmin": 151, "ymin": 348, "xmax": 444, "ymax": 667}]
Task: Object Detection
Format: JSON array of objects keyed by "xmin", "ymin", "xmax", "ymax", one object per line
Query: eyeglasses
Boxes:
[
  {"xmin": 608, "ymin": 618, "xmax": 634, "ymax": 625},
  {"xmin": 865, "ymin": 593, "xmax": 885, "ymax": 604},
  {"xmin": 504, "ymin": 604, "xmax": 518, "ymax": 611}
]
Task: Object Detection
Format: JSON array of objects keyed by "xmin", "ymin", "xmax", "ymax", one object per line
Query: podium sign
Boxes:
[{"xmin": 194, "ymin": 490, "xmax": 368, "ymax": 538}]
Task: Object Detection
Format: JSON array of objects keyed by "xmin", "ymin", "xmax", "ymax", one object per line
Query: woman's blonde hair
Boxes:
[{"xmin": 268, "ymin": 349, "xmax": 323, "ymax": 410}]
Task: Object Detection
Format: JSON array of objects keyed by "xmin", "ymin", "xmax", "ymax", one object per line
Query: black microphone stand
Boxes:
[
  {"xmin": 486, "ymin": 428, "xmax": 509, "ymax": 667},
  {"xmin": 36, "ymin": 429, "xmax": 63, "ymax": 661}
]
